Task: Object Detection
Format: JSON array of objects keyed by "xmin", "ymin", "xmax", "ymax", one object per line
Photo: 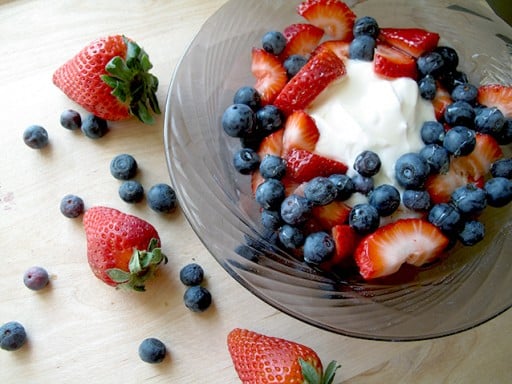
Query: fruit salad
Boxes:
[{"xmin": 222, "ymin": 0, "xmax": 512, "ymax": 280}]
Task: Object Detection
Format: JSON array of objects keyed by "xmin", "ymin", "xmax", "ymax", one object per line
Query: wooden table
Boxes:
[{"xmin": 1, "ymin": 0, "xmax": 510, "ymax": 382}]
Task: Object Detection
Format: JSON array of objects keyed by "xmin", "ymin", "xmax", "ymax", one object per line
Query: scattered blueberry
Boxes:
[
  {"xmin": 233, "ymin": 148, "xmax": 260, "ymax": 175},
  {"xmin": 233, "ymin": 86, "xmax": 261, "ymax": 111},
  {"xmin": 328, "ymin": 174, "xmax": 355, "ymax": 200},
  {"xmin": 23, "ymin": 125, "xmax": 49, "ymax": 149},
  {"xmin": 261, "ymin": 30, "xmax": 286, "ymax": 55},
  {"xmin": 348, "ymin": 203, "xmax": 380, "ymax": 234},
  {"xmin": 349, "ymin": 35, "xmax": 376, "ymax": 61},
  {"xmin": 278, "ymin": 224, "xmax": 305, "ymax": 249},
  {"xmin": 458, "ymin": 220, "xmax": 485, "ymax": 246},
  {"xmin": 119, "ymin": 180, "xmax": 144, "ymax": 203},
  {"xmin": 428, "ymin": 203, "xmax": 462, "ymax": 234},
  {"xmin": 303, "ymin": 231, "xmax": 335, "ymax": 265},
  {"xmin": 183, "ymin": 285, "xmax": 212, "ymax": 312},
  {"xmin": 304, "ymin": 177, "xmax": 337, "ymax": 206},
  {"xmin": 147, "ymin": 183, "xmax": 177, "ymax": 213},
  {"xmin": 443, "ymin": 125, "xmax": 476, "ymax": 156},
  {"xmin": 402, "ymin": 189, "xmax": 431, "ymax": 211},
  {"xmin": 418, "ymin": 75, "xmax": 437, "ymax": 100},
  {"xmin": 59, "ymin": 194, "xmax": 85, "ymax": 218},
  {"xmin": 484, "ymin": 177, "xmax": 512, "ymax": 207},
  {"xmin": 179, "ymin": 263, "xmax": 204, "ymax": 286},
  {"xmin": 420, "ymin": 120, "xmax": 445, "ymax": 145},
  {"xmin": 394, "ymin": 152, "xmax": 430, "ymax": 189},
  {"xmin": 283, "ymin": 54, "xmax": 308, "ymax": 78},
  {"xmin": 255, "ymin": 179, "xmax": 286, "ymax": 210},
  {"xmin": 138, "ymin": 338, "xmax": 166, "ymax": 364},
  {"xmin": 259, "ymin": 155, "xmax": 287, "ymax": 180},
  {"xmin": 60, "ymin": 109, "xmax": 82, "ymax": 130},
  {"xmin": 0, "ymin": 321, "xmax": 26, "ymax": 351},
  {"xmin": 474, "ymin": 107, "xmax": 505, "ymax": 136},
  {"xmin": 417, "ymin": 51, "xmax": 444, "ymax": 77},
  {"xmin": 222, "ymin": 104, "xmax": 256, "ymax": 138},
  {"xmin": 450, "ymin": 184, "xmax": 487, "ymax": 215},
  {"xmin": 451, "ymin": 83, "xmax": 478, "ymax": 104},
  {"xmin": 255, "ymin": 105, "xmax": 283, "ymax": 135},
  {"xmin": 81, "ymin": 114, "xmax": 108, "ymax": 139},
  {"xmin": 354, "ymin": 150, "xmax": 381, "ymax": 177},
  {"xmin": 419, "ymin": 144, "xmax": 450, "ymax": 173},
  {"xmin": 280, "ymin": 194, "xmax": 312, "ymax": 225},
  {"xmin": 110, "ymin": 154, "xmax": 138, "ymax": 180},
  {"xmin": 351, "ymin": 173, "xmax": 374, "ymax": 195},
  {"xmin": 23, "ymin": 266, "xmax": 49, "ymax": 291},
  {"xmin": 490, "ymin": 158, "xmax": 512, "ymax": 179},
  {"xmin": 353, "ymin": 16, "xmax": 380, "ymax": 38},
  {"xmin": 368, "ymin": 184, "xmax": 401, "ymax": 217},
  {"xmin": 443, "ymin": 101, "xmax": 475, "ymax": 128}
]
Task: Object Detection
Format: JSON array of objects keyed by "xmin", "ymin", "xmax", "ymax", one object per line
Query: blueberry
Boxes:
[
  {"xmin": 451, "ymin": 83, "xmax": 478, "ymax": 105},
  {"xmin": 417, "ymin": 51, "xmax": 444, "ymax": 77},
  {"xmin": 349, "ymin": 35, "xmax": 376, "ymax": 61},
  {"xmin": 496, "ymin": 119, "xmax": 512, "ymax": 145},
  {"xmin": 444, "ymin": 101, "xmax": 475, "ymax": 128},
  {"xmin": 474, "ymin": 107, "xmax": 505, "ymax": 136},
  {"xmin": 59, "ymin": 194, "xmax": 85, "ymax": 218},
  {"xmin": 283, "ymin": 54, "xmax": 308, "ymax": 78},
  {"xmin": 147, "ymin": 183, "xmax": 177, "ymax": 213},
  {"xmin": 119, "ymin": 180, "xmax": 144, "ymax": 203},
  {"xmin": 261, "ymin": 30, "xmax": 286, "ymax": 55},
  {"xmin": 138, "ymin": 338, "xmax": 166, "ymax": 364},
  {"xmin": 420, "ymin": 120, "xmax": 445, "ymax": 145},
  {"xmin": 451, "ymin": 184, "xmax": 487, "ymax": 215},
  {"xmin": 303, "ymin": 231, "xmax": 335, "ymax": 265},
  {"xmin": 353, "ymin": 16, "xmax": 380, "ymax": 38},
  {"xmin": 348, "ymin": 203, "xmax": 380, "ymax": 234},
  {"xmin": 280, "ymin": 194, "xmax": 312, "ymax": 225},
  {"xmin": 328, "ymin": 174, "xmax": 355, "ymax": 200},
  {"xmin": 484, "ymin": 177, "xmax": 512, "ymax": 207},
  {"xmin": 60, "ymin": 109, "xmax": 82, "ymax": 130},
  {"xmin": 420, "ymin": 144, "xmax": 450, "ymax": 174},
  {"xmin": 179, "ymin": 263, "xmax": 204, "ymax": 286},
  {"xmin": 438, "ymin": 70, "xmax": 468, "ymax": 93},
  {"xmin": 458, "ymin": 220, "xmax": 485, "ymax": 246},
  {"xmin": 0, "ymin": 321, "xmax": 26, "ymax": 351},
  {"xmin": 255, "ymin": 179, "xmax": 286, "ymax": 210},
  {"xmin": 110, "ymin": 154, "xmax": 138, "ymax": 180},
  {"xmin": 255, "ymin": 105, "xmax": 283, "ymax": 135},
  {"xmin": 368, "ymin": 184, "xmax": 401, "ymax": 217},
  {"xmin": 233, "ymin": 86, "xmax": 261, "ymax": 111},
  {"xmin": 351, "ymin": 174, "xmax": 374, "ymax": 195},
  {"xmin": 353, "ymin": 150, "xmax": 381, "ymax": 177},
  {"xmin": 433, "ymin": 46, "xmax": 459, "ymax": 71},
  {"xmin": 260, "ymin": 209, "xmax": 282, "ymax": 230},
  {"xmin": 23, "ymin": 125, "xmax": 49, "ymax": 149},
  {"xmin": 394, "ymin": 152, "xmax": 430, "ymax": 189},
  {"xmin": 278, "ymin": 224, "xmax": 305, "ymax": 249},
  {"xmin": 402, "ymin": 189, "xmax": 431, "ymax": 211},
  {"xmin": 23, "ymin": 266, "xmax": 49, "ymax": 291},
  {"xmin": 428, "ymin": 203, "xmax": 462, "ymax": 234},
  {"xmin": 183, "ymin": 285, "xmax": 212, "ymax": 312},
  {"xmin": 490, "ymin": 158, "xmax": 512, "ymax": 179},
  {"xmin": 418, "ymin": 75, "xmax": 437, "ymax": 100},
  {"xmin": 443, "ymin": 126, "xmax": 476, "ymax": 156},
  {"xmin": 259, "ymin": 155, "xmax": 287, "ymax": 180},
  {"xmin": 81, "ymin": 114, "xmax": 108, "ymax": 138},
  {"xmin": 222, "ymin": 104, "xmax": 256, "ymax": 138},
  {"xmin": 304, "ymin": 177, "xmax": 337, "ymax": 206},
  {"xmin": 233, "ymin": 148, "xmax": 260, "ymax": 175}
]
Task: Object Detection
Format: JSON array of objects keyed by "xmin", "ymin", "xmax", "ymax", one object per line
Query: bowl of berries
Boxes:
[{"xmin": 165, "ymin": 0, "xmax": 512, "ymax": 340}]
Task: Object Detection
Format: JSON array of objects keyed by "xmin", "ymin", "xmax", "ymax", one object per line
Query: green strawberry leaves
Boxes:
[{"xmin": 299, "ymin": 358, "xmax": 341, "ymax": 384}]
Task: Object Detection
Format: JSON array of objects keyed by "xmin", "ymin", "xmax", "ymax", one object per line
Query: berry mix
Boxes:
[{"xmin": 222, "ymin": 0, "xmax": 512, "ymax": 280}]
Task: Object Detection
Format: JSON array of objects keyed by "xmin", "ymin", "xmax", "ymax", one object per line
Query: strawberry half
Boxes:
[
  {"xmin": 281, "ymin": 23, "xmax": 325, "ymax": 59},
  {"xmin": 282, "ymin": 110, "xmax": 320, "ymax": 155},
  {"xmin": 321, "ymin": 224, "xmax": 360, "ymax": 270},
  {"xmin": 373, "ymin": 43, "xmax": 418, "ymax": 80},
  {"xmin": 285, "ymin": 148, "xmax": 348, "ymax": 183},
  {"xmin": 251, "ymin": 48, "xmax": 288, "ymax": 105},
  {"xmin": 311, "ymin": 200, "xmax": 351, "ymax": 230},
  {"xmin": 425, "ymin": 166, "xmax": 484, "ymax": 205},
  {"xmin": 274, "ymin": 48, "xmax": 346, "ymax": 115},
  {"xmin": 298, "ymin": 0, "xmax": 356, "ymax": 41},
  {"xmin": 313, "ymin": 39, "xmax": 350, "ymax": 61},
  {"xmin": 477, "ymin": 84, "xmax": 512, "ymax": 118},
  {"xmin": 354, "ymin": 218, "xmax": 449, "ymax": 280},
  {"xmin": 451, "ymin": 133, "xmax": 503, "ymax": 179},
  {"xmin": 432, "ymin": 82, "xmax": 452, "ymax": 121},
  {"xmin": 379, "ymin": 27, "xmax": 440, "ymax": 58}
]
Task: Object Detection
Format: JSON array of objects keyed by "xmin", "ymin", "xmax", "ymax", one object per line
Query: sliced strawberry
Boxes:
[
  {"xmin": 274, "ymin": 48, "xmax": 346, "ymax": 115},
  {"xmin": 432, "ymin": 82, "xmax": 452, "ymax": 121},
  {"xmin": 379, "ymin": 27, "xmax": 440, "ymax": 58},
  {"xmin": 477, "ymin": 84, "xmax": 512, "ymax": 118},
  {"xmin": 425, "ymin": 165, "xmax": 484, "ymax": 204},
  {"xmin": 451, "ymin": 133, "xmax": 503, "ymax": 179},
  {"xmin": 312, "ymin": 39, "xmax": 350, "ymax": 61},
  {"xmin": 282, "ymin": 110, "xmax": 320, "ymax": 155},
  {"xmin": 251, "ymin": 48, "xmax": 287, "ymax": 105},
  {"xmin": 373, "ymin": 43, "xmax": 418, "ymax": 80},
  {"xmin": 285, "ymin": 148, "xmax": 348, "ymax": 183},
  {"xmin": 251, "ymin": 128, "xmax": 285, "ymax": 194},
  {"xmin": 354, "ymin": 218, "xmax": 449, "ymax": 280},
  {"xmin": 281, "ymin": 23, "xmax": 325, "ymax": 59},
  {"xmin": 297, "ymin": 0, "xmax": 356, "ymax": 41},
  {"xmin": 321, "ymin": 224, "xmax": 359, "ymax": 270},
  {"xmin": 311, "ymin": 200, "xmax": 351, "ymax": 230}
]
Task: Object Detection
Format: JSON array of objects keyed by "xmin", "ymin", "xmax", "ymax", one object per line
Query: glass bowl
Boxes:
[{"xmin": 164, "ymin": 0, "xmax": 512, "ymax": 341}]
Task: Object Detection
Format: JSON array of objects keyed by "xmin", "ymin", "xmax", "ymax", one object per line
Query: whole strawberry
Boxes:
[
  {"xmin": 227, "ymin": 328, "xmax": 339, "ymax": 384},
  {"xmin": 83, "ymin": 206, "xmax": 166, "ymax": 291},
  {"xmin": 53, "ymin": 35, "xmax": 160, "ymax": 124}
]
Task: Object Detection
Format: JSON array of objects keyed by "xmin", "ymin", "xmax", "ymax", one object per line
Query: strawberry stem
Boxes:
[{"xmin": 299, "ymin": 358, "xmax": 340, "ymax": 384}]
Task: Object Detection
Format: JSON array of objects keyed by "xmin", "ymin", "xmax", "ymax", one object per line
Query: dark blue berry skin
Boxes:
[
  {"xmin": 433, "ymin": 46, "xmax": 459, "ymax": 71},
  {"xmin": 458, "ymin": 220, "xmax": 485, "ymax": 246},
  {"xmin": 183, "ymin": 285, "xmax": 212, "ymax": 312},
  {"xmin": 110, "ymin": 154, "xmax": 138, "ymax": 180},
  {"xmin": 484, "ymin": 177, "xmax": 512, "ymax": 207},
  {"xmin": 147, "ymin": 183, "xmax": 177, "ymax": 213},
  {"xmin": 443, "ymin": 126, "xmax": 476, "ymax": 156},
  {"xmin": 278, "ymin": 224, "xmax": 305, "ymax": 249},
  {"xmin": 233, "ymin": 148, "xmax": 260, "ymax": 175},
  {"xmin": 421, "ymin": 120, "xmax": 445, "ymax": 145},
  {"xmin": 394, "ymin": 152, "xmax": 430, "ymax": 189},
  {"xmin": 428, "ymin": 203, "xmax": 462, "ymax": 234},
  {"xmin": 283, "ymin": 55, "xmax": 308, "ymax": 78},
  {"xmin": 138, "ymin": 338, "xmax": 166, "ymax": 364},
  {"xmin": 179, "ymin": 263, "xmax": 204, "ymax": 286},
  {"xmin": 348, "ymin": 203, "xmax": 380, "ymax": 234},
  {"xmin": 261, "ymin": 30, "xmax": 287, "ymax": 55},
  {"xmin": 259, "ymin": 155, "xmax": 286, "ymax": 180},
  {"xmin": 451, "ymin": 184, "xmax": 487, "ymax": 215},
  {"xmin": 439, "ymin": 70, "xmax": 468, "ymax": 93},
  {"xmin": 490, "ymin": 158, "xmax": 512, "ymax": 179},
  {"xmin": 349, "ymin": 35, "xmax": 376, "ymax": 61},
  {"xmin": 280, "ymin": 194, "xmax": 312, "ymax": 225},
  {"xmin": 81, "ymin": 114, "xmax": 108, "ymax": 139},
  {"xmin": 60, "ymin": 194, "xmax": 85, "ymax": 218},
  {"xmin": 368, "ymin": 184, "xmax": 401, "ymax": 217},
  {"xmin": 418, "ymin": 75, "xmax": 437, "ymax": 100},
  {"xmin": 255, "ymin": 179, "xmax": 285, "ymax": 210},
  {"xmin": 119, "ymin": 180, "xmax": 144, "ymax": 203},
  {"xmin": 303, "ymin": 232, "xmax": 335, "ymax": 265},
  {"xmin": 443, "ymin": 101, "xmax": 475, "ymax": 128},
  {"xmin": 0, "ymin": 321, "xmax": 26, "ymax": 351},
  {"xmin": 351, "ymin": 174, "xmax": 374, "ymax": 195},
  {"xmin": 233, "ymin": 86, "xmax": 261, "ymax": 111},
  {"xmin": 304, "ymin": 177, "xmax": 337, "ymax": 206},
  {"xmin": 23, "ymin": 266, "xmax": 49, "ymax": 291},
  {"xmin": 417, "ymin": 51, "xmax": 444, "ymax": 77},
  {"xmin": 255, "ymin": 105, "xmax": 283, "ymax": 135},
  {"xmin": 328, "ymin": 174, "xmax": 355, "ymax": 200},
  {"xmin": 353, "ymin": 16, "xmax": 380, "ymax": 38},
  {"xmin": 222, "ymin": 104, "xmax": 256, "ymax": 138},
  {"xmin": 451, "ymin": 83, "xmax": 478, "ymax": 105},
  {"xmin": 420, "ymin": 144, "xmax": 450, "ymax": 174},
  {"xmin": 496, "ymin": 119, "xmax": 512, "ymax": 145},
  {"xmin": 60, "ymin": 109, "xmax": 82, "ymax": 130},
  {"xmin": 474, "ymin": 107, "xmax": 506, "ymax": 136},
  {"xmin": 402, "ymin": 189, "xmax": 431, "ymax": 211},
  {"xmin": 23, "ymin": 125, "xmax": 49, "ymax": 149},
  {"xmin": 353, "ymin": 150, "xmax": 381, "ymax": 177},
  {"xmin": 261, "ymin": 209, "xmax": 282, "ymax": 230}
]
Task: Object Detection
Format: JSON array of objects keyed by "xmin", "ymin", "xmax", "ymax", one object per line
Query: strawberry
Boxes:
[
  {"xmin": 281, "ymin": 23, "xmax": 325, "ymax": 59},
  {"xmin": 378, "ymin": 27, "xmax": 440, "ymax": 58},
  {"xmin": 432, "ymin": 82, "xmax": 452, "ymax": 121},
  {"xmin": 425, "ymin": 166, "xmax": 484, "ymax": 204},
  {"xmin": 451, "ymin": 133, "xmax": 503, "ymax": 179},
  {"xmin": 274, "ymin": 48, "xmax": 346, "ymax": 115},
  {"xmin": 311, "ymin": 200, "xmax": 351, "ymax": 230},
  {"xmin": 313, "ymin": 39, "xmax": 350, "ymax": 61},
  {"xmin": 282, "ymin": 110, "xmax": 320, "ymax": 155},
  {"xmin": 227, "ymin": 328, "xmax": 339, "ymax": 384},
  {"xmin": 321, "ymin": 224, "xmax": 359, "ymax": 269},
  {"xmin": 373, "ymin": 43, "xmax": 418, "ymax": 80},
  {"xmin": 83, "ymin": 206, "xmax": 166, "ymax": 291},
  {"xmin": 285, "ymin": 148, "xmax": 348, "ymax": 183},
  {"xmin": 297, "ymin": 0, "xmax": 356, "ymax": 41},
  {"xmin": 477, "ymin": 84, "xmax": 512, "ymax": 118},
  {"xmin": 53, "ymin": 35, "xmax": 160, "ymax": 124},
  {"xmin": 251, "ymin": 48, "xmax": 288, "ymax": 105},
  {"xmin": 354, "ymin": 218, "xmax": 449, "ymax": 280}
]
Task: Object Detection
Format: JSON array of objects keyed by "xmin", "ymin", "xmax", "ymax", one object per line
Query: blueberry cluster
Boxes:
[
  {"xmin": 179, "ymin": 263, "xmax": 212, "ymax": 312},
  {"xmin": 59, "ymin": 109, "xmax": 109, "ymax": 139}
]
